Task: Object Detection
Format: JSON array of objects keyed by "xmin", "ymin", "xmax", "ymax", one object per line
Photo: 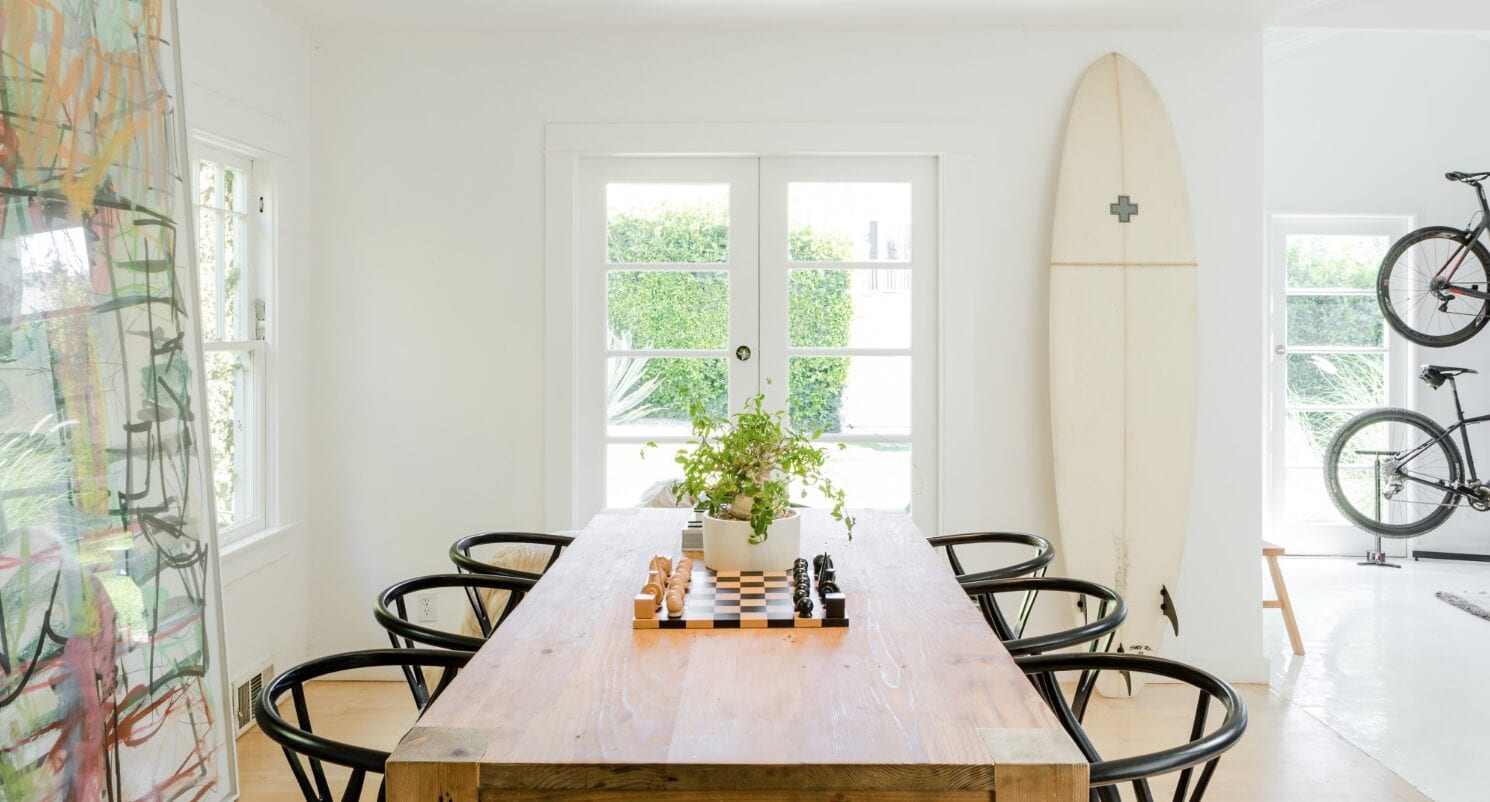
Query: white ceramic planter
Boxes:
[{"xmin": 701, "ymin": 510, "xmax": 800, "ymax": 572}]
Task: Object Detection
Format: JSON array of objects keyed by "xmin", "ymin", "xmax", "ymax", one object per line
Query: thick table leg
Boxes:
[
  {"xmin": 385, "ymin": 726, "xmax": 483, "ymax": 802},
  {"xmin": 982, "ymin": 727, "xmax": 1090, "ymax": 801}
]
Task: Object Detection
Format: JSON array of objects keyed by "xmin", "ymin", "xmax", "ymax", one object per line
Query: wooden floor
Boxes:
[{"xmin": 238, "ymin": 681, "xmax": 1427, "ymax": 801}]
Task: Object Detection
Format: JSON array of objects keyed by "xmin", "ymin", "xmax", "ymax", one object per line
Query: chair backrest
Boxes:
[
  {"xmin": 253, "ymin": 648, "xmax": 471, "ymax": 802},
  {"xmin": 449, "ymin": 531, "xmax": 574, "ymax": 579},
  {"xmin": 376, "ymin": 572, "xmax": 537, "ymax": 652},
  {"xmin": 927, "ymin": 531, "xmax": 1056, "ymax": 582},
  {"xmin": 1015, "ymin": 652, "xmax": 1248, "ymax": 802},
  {"xmin": 961, "ymin": 576, "xmax": 1125, "ymax": 655}
]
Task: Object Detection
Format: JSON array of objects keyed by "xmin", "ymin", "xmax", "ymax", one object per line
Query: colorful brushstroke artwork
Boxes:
[{"xmin": 0, "ymin": 1, "xmax": 235, "ymax": 801}]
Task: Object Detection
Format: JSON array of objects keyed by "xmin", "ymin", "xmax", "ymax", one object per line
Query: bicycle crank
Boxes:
[{"xmin": 1470, "ymin": 483, "xmax": 1490, "ymax": 512}]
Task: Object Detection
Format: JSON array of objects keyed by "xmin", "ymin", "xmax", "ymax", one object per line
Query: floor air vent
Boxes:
[{"xmin": 233, "ymin": 661, "xmax": 274, "ymax": 735}]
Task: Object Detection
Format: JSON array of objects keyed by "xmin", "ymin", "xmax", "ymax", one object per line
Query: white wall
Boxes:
[
  {"xmin": 178, "ymin": 0, "xmax": 317, "ymax": 685},
  {"xmin": 308, "ymin": 30, "xmax": 1267, "ymax": 680},
  {"xmin": 1267, "ymin": 32, "xmax": 1490, "ymax": 556}
]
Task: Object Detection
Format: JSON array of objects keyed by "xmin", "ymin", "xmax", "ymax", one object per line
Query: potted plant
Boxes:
[{"xmin": 659, "ymin": 394, "xmax": 854, "ymax": 571}]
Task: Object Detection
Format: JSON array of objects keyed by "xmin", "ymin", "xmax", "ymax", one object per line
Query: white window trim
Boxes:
[
  {"xmin": 190, "ymin": 135, "xmax": 276, "ymax": 545},
  {"xmin": 1265, "ymin": 213, "xmax": 1415, "ymax": 555},
  {"xmin": 545, "ymin": 123, "xmax": 976, "ymax": 535}
]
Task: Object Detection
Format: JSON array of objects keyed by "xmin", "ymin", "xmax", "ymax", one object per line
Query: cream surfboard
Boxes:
[{"xmin": 1049, "ymin": 53, "xmax": 1197, "ymax": 697}]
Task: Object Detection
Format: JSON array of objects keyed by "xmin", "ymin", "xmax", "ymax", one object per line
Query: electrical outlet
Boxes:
[{"xmin": 415, "ymin": 593, "xmax": 437, "ymax": 623}]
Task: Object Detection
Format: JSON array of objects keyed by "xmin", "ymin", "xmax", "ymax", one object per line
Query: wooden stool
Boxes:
[{"xmin": 1262, "ymin": 541, "xmax": 1304, "ymax": 656}]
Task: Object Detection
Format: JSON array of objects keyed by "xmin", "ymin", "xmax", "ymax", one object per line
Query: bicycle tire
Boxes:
[
  {"xmin": 1377, "ymin": 226, "xmax": 1490, "ymax": 348},
  {"xmin": 1323, "ymin": 408, "xmax": 1461, "ymax": 538}
]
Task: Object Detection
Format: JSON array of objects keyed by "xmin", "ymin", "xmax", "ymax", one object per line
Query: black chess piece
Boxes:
[{"xmin": 814, "ymin": 553, "xmax": 839, "ymax": 599}]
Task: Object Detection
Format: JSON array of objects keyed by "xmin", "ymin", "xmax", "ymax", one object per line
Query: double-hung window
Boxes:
[{"xmin": 193, "ymin": 144, "xmax": 266, "ymax": 539}]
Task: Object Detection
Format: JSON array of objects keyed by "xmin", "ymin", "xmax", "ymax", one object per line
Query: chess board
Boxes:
[{"xmin": 633, "ymin": 564, "xmax": 848, "ymax": 630}]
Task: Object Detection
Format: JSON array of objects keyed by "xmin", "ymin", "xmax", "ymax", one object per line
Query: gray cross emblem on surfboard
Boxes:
[{"xmin": 1109, "ymin": 195, "xmax": 1139, "ymax": 223}]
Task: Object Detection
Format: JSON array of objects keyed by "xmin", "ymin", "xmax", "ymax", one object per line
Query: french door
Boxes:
[
  {"xmin": 1268, "ymin": 215, "xmax": 1411, "ymax": 555},
  {"xmin": 574, "ymin": 156, "xmax": 938, "ymax": 531}
]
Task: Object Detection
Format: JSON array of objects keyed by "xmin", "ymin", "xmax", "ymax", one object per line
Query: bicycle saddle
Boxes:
[
  {"xmin": 1445, "ymin": 171, "xmax": 1490, "ymax": 184},
  {"xmin": 1420, "ymin": 364, "xmax": 1478, "ymax": 388}
]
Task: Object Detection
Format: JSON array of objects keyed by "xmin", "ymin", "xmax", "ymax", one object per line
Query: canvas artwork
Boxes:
[{"xmin": 0, "ymin": 1, "xmax": 235, "ymax": 800}]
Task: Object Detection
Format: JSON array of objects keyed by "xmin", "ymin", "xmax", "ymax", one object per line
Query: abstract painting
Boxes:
[{"xmin": 0, "ymin": 1, "xmax": 235, "ymax": 800}]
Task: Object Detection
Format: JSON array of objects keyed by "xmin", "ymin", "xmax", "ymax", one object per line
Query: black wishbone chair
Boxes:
[
  {"xmin": 1016, "ymin": 652, "xmax": 1248, "ymax": 802},
  {"xmin": 376, "ymin": 573, "xmax": 536, "ymax": 651},
  {"xmin": 928, "ymin": 531, "xmax": 1056, "ymax": 581},
  {"xmin": 449, "ymin": 531, "xmax": 574, "ymax": 579},
  {"xmin": 961, "ymin": 576, "xmax": 1126, "ymax": 658},
  {"xmin": 254, "ymin": 648, "xmax": 470, "ymax": 802},
  {"xmin": 375, "ymin": 573, "xmax": 534, "ymax": 705},
  {"xmin": 929, "ymin": 531, "xmax": 1056, "ymax": 633}
]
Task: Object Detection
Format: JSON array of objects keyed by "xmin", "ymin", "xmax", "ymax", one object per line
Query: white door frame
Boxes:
[
  {"xmin": 544, "ymin": 122, "xmax": 976, "ymax": 534},
  {"xmin": 1265, "ymin": 213, "xmax": 1415, "ymax": 555}
]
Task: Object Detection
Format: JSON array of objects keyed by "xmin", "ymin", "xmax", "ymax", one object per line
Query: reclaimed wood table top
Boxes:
[{"xmin": 386, "ymin": 509, "xmax": 1086, "ymax": 801}]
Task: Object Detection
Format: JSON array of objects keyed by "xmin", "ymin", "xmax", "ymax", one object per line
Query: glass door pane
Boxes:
[
  {"xmin": 582, "ymin": 159, "xmax": 758, "ymax": 509},
  {"xmin": 1272, "ymin": 218, "xmax": 1407, "ymax": 555},
  {"xmin": 759, "ymin": 157, "xmax": 936, "ymax": 529}
]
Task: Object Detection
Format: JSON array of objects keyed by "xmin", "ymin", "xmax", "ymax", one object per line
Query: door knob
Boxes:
[{"xmin": 735, "ymin": 345, "xmax": 752, "ymax": 362}]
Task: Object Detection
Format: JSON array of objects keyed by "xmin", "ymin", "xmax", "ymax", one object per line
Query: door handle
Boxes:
[
  {"xmin": 1274, "ymin": 344, "xmax": 1287, "ymax": 355},
  {"xmin": 735, "ymin": 345, "xmax": 752, "ymax": 362}
]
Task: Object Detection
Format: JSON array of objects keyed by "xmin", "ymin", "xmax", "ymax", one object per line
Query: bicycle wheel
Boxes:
[
  {"xmin": 1324, "ymin": 408, "xmax": 1462, "ymax": 538},
  {"xmin": 1377, "ymin": 226, "xmax": 1490, "ymax": 348}
]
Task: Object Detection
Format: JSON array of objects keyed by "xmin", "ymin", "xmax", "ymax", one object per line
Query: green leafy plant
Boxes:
[
  {"xmin": 606, "ymin": 330, "xmax": 661, "ymax": 426},
  {"xmin": 663, "ymin": 394, "xmax": 855, "ymax": 542}
]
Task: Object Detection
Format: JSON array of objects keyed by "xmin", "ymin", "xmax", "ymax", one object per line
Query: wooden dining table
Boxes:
[{"xmin": 386, "ymin": 509, "xmax": 1087, "ymax": 801}]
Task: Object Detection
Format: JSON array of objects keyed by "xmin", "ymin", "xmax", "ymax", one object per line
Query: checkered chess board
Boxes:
[{"xmin": 633, "ymin": 564, "xmax": 849, "ymax": 630}]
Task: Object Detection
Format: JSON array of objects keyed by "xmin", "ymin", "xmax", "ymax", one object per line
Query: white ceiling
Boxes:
[{"xmin": 261, "ymin": 0, "xmax": 1490, "ymax": 34}]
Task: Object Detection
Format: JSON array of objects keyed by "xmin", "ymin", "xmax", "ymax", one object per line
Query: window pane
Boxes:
[
  {"xmin": 1285, "ymin": 234, "xmax": 1389, "ymax": 290},
  {"xmin": 1286, "ymin": 353, "xmax": 1385, "ymax": 407},
  {"xmin": 788, "ymin": 182, "xmax": 911, "ymax": 262},
  {"xmin": 607, "ymin": 442, "xmax": 695, "ymax": 508},
  {"xmin": 197, "ymin": 160, "xmax": 217, "ymax": 206},
  {"xmin": 223, "ymin": 213, "xmax": 242, "ymax": 339},
  {"xmin": 1284, "ymin": 409, "xmax": 1358, "ymax": 468},
  {"xmin": 197, "ymin": 207, "xmax": 218, "ymax": 341},
  {"xmin": 607, "ymin": 271, "xmax": 728, "ymax": 350},
  {"xmin": 795, "ymin": 442, "xmax": 911, "ymax": 513},
  {"xmin": 607, "ymin": 183, "xmax": 728, "ymax": 264},
  {"xmin": 607, "ymin": 356, "xmax": 727, "ymax": 437},
  {"xmin": 790, "ymin": 269, "xmax": 910, "ymax": 349},
  {"xmin": 789, "ymin": 356, "xmax": 909, "ymax": 436},
  {"xmin": 223, "ymin": 166, "xmax": 244, "ymax": 212},
  {"xmin": 1287, "ymin": 295, "xmax": 1383, "ymax": 347},
  {"xmin": 205, "ymin": 349, "xmax": 253, "ymax": 530}
]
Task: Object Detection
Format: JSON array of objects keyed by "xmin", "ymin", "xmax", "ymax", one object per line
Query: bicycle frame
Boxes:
[
  {"xmin": 1396, "ymin": 376, "xmax": 1489, "ymax": 496},
  {"xmin": 1435, "ymin": 181, "xmax": 1490, "ymax": 302}
]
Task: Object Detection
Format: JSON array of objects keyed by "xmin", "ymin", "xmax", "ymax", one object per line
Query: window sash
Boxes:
[{"xmin": 192, "ymin": 142, "xmax": 266, "ymax": 542}]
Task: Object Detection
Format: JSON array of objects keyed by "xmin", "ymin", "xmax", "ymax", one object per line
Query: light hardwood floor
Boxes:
[{"xmin": 238, "ymin": 680, "xmax": 1427, "ymax": 801}]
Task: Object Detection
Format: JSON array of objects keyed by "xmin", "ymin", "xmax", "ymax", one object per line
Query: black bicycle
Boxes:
[
  {"xmin": 1324, "ymin": 365, "xmax": 1490, "ymax": 537},
  {"xmin": 1377, "ymin": 171, "xmax": 1490, "ymax": 347}
]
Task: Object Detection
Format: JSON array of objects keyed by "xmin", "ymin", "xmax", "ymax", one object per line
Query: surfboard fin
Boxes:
[
  {"xmin": 1160, "ymin": 585, "xmax": 1179, "ymax": 636},
  {"xmin": 1115, "ymin": 644, "xmax": 1133, "ymax": 696}
]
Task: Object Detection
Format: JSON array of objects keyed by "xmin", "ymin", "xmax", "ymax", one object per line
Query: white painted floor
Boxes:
[{"xmin": 1266, "ymin": 554, "xmax": 1490, "ymax": 802}]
